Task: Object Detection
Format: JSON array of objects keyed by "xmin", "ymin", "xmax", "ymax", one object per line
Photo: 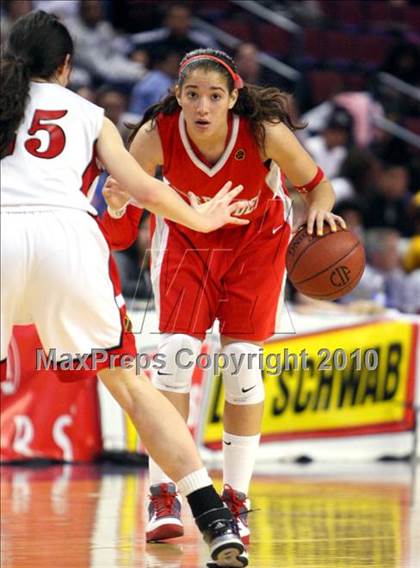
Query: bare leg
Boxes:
[
  {"xmin": 223, "ymin": 400, "xmax": 264, "ymax": 436},
  {"xmin": 160, "ymin": 391, "xmax": 190, "ymax": 421},
  {"xmin": 98, "ymin": 367, "xmax": 200, "ymax": 482}
]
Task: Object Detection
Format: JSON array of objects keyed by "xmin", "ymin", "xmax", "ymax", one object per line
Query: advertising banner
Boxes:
[
  {"xmin": 1, "ymin": 325, "xmax": 102, "ymax": 462},
  {"xmin": 203, "ymin": 320, "xmax": 418, "ymax": 448}
]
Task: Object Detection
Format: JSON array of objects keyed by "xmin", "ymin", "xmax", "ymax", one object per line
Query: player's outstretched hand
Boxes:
[
  {"xmin": 103, "ymin": 176, "xmax": 131, "ymax": 211},
  {"xmin": 306, "ymin": 207, "xmax": 347, "ymax": 236},
  {"xmin": 188, "ymin": 182, "xmax": 250, "ymax": 232}
]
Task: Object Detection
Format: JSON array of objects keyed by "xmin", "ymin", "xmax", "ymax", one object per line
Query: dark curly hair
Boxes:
[{"xmin": 129, "ymin": 48, "xmax": 303, "ymax": 150}]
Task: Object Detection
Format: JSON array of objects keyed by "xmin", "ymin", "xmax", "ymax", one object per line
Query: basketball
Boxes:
[{"xmin": 286, "ymin": 225, "xmax": 365, "ymax": 300}]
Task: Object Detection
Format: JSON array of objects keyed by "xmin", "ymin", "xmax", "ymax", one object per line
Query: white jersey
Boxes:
[{"xmin": 1, "ymin": 82, "xmax": 104, "ymax": 214}]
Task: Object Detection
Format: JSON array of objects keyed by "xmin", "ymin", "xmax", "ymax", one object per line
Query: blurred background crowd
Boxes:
[{"xmin": 2, "ymin": 0, "xmax": 419, "ymax": 314}]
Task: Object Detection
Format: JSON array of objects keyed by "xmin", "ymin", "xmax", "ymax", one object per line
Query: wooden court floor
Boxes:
[{"xmin": 1, "ymin": 461, "xmax": 419, "ymax": 567}]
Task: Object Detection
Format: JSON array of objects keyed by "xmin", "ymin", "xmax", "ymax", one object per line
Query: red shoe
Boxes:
[
  {"xmin": 146, "ymin": 483, "xmax": 184, "ymax": 542},
  {"xmin": 221, "ymin": 485, "xmax": 251, "ymax": 545}
]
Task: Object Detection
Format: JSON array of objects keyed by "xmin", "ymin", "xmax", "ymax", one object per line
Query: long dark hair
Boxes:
[
  {"xmin": 129, "ymin": 48, "xmax": 302, "ymax": 149},
  {"xmin": 0, "ymin": 10, "xmax": 73, "ymax": 159}
]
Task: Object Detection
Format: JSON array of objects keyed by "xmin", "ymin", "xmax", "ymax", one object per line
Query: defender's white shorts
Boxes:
[{"xmin": 1, "ymin": 208, "xmax": 136, "ymax": 376}]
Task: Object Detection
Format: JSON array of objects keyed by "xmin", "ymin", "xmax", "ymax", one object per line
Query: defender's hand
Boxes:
[
  {"xmin": 189, "ymin": 182, "xmax": 250, "ymax": 232},
  {"xmin": 103, "ymin": 176, "xmax": 131, "ymax": 211}
]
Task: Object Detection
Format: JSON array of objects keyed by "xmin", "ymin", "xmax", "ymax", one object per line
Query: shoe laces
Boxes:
[
  {"xmin": 222, "ymin": 484, "xmax": 248, "ymax": 520},
  {"xmin": 150, "ymin": 484, "xmax": 178, "ymax": 518}
]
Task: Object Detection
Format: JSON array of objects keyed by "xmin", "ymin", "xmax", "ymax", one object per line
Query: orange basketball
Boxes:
[{"xmin": 286, "ymin": 225, "xmax": 365, "ymax": 300}]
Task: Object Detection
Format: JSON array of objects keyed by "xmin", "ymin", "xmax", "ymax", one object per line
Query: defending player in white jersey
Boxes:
[{"xmin": 0, "ymin": 11, "xmax": 249, "ymax": 567}]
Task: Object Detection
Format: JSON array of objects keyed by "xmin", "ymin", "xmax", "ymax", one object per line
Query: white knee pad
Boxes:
[
  {"xmin": 152, "ymin": 333, "xmax": 202, "ymax": 393},
  {"xmin": 222, "ymin": 342, "xmax": 265, "ymax": 405}
]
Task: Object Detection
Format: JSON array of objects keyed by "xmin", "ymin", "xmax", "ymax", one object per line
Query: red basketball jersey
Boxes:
[{"xmin": 157, "ymin": 110, "xmax": 290, "ymax": 223}]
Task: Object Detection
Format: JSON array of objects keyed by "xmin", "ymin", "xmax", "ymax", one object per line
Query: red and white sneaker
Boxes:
[
  {"xmin": 221, "ymin": 485, "xmax": 251, "ymax": 545},
  {"xmin": 146, "ymin": 482, "xmax": 184, "ymax": 542}
]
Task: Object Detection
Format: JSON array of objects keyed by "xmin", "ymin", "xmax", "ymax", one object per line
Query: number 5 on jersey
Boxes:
[
  {"xmin": 5, "ymin": 109, "xmax": 68, "ymax": 159},
  {"xmin": 25, "ymin": 109, "xmax": 68, "ymax": 158}
]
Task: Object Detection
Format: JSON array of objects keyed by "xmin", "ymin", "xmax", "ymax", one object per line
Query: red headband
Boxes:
[{"xmin": 179, "ymin": 55, "xmax": 244, "ymax": 89}]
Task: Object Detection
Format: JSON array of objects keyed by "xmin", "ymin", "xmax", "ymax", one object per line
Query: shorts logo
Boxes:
[{"xmin": 235, "ymin": 149, "xmax": 246, "ymax": 160}]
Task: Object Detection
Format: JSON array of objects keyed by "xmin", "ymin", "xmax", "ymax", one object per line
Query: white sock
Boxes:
[
  {"xmin": 177, "ymin": 468, "xmax": 213, "ymax": 497},
  {"xmin": 149, "ymin": 456, "xmax": 172, "ymax": 487},
  {"xmin": 223, "ymin": 432, "xmax": 261, "ymax": 495}
]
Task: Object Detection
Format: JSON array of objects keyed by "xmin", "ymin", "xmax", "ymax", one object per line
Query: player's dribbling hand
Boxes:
[
  {"xmin": 306, "ymin": 207, "xmax": 347, "ymax": 236},
  {"xmin": 103, "ymin": 176, "xmax": 131, "ymax": 211},
  {"xmin": 188, "ymin": 182, "xmax": 250, "ymax": 231}
]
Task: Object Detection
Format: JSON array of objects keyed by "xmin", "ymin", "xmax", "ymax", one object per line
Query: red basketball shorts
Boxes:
[{"xmin": 150, "ymin": 199, "xmax": 291, "ymax": 341}]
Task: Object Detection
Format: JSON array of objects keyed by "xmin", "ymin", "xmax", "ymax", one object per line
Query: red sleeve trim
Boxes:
[{"xmin": 99, "ymin": 205, "xmax": 143, "ymax": 251}]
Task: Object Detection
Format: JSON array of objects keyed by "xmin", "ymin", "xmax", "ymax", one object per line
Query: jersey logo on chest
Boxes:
[{"xmin": 188, "ymin": 190, "xmax": 260, "ymax": 217}]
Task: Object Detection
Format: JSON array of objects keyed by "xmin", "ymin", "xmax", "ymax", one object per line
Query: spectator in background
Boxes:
[
  {"xmin": 304, "ymin": 105, "xmax": 354, "ymax": 178},
  {"xmin": 129, "ymin": 49, "xmax": 180, "ymax": 117},
  {"xmin": 334, "ymin": 200, "xmax": 364, "ymax": 241},
  {"xmin": 401, "ymin": 269, "xmax": 420, "ymax": 313},
  {"xmin": 377, "ymin": 41, "xmax": 420, "ymax": 117},
  {"xmin": 132, "ymin": 2, "xmax": 218, "ymax": 61},
  {"xmin": 402, "ymin": 193, "xmax": 420, "ymax": 313},
  {"xmin": 300, "ymin": 93, "xmax": 384, "ymax": 148},
  {"xmin": 364, "ymin": 162, "xmax": 413, "ymax": 236},
  {"xmin": 334, "ymin": 92, "xmax": 384, "ymax": 148},
  {"xmin": 96, "ymin": 86, "xmax": 129, "ymax": 138},
  {"xmin": 0, "ymin": 0, "xmax": 32, "ymax": 38},
  {"xmin": 363, "ymin": 228, "xmax": 414, "ymax": 311},
  {"xmin": 234, "ymin": 43, "xmax": 286, "ymax": 89},
  {"xmin": 66, "ymin": 0, "xmax": 145, "ymax": 87},
  {"xmin": 34, "ymin": 0, "xmax": 79, "ymax": 19},
  {"xmin": 407, "ymin": 191, "xmax": 420, "ymax": 237},
  {"xmin": 234, "ymin": 43, "xmax": 261, "ymax": 84},
  {"xmin": 331, "ymin": 148, "xmax": 379, "ymax": 204},
  {"xmin": 76, "ymin": 85, "xmax": 96, "ymax": 103},
  {"xmin": 382, "ymin": 42, "xmax": 420, "ymax": 86},
  {"xmin": 403, "ymin": 237, "xmax": 420, "ymax": 273},
  {"xmin": 92, "ymin": 86, "xmax": 130, "ymax": 215},
  {"xmin": 402, "ymin": 193, "xmax": 420, "ymax": 314},
  {"xmin": 342, "ymin": 228, "xmax": 404, "ymax": 309}
]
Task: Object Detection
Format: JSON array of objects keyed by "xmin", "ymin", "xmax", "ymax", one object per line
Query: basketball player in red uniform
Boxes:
[
  {"xmin": 1, "ymin": 14, "xmax": 251, "ymax": 567},
  {"xmin": 102, "ymin": 48, "xmax": 345, "ymax": 546}
]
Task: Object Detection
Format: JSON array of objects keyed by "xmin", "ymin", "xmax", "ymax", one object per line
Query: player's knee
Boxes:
[
  {"xmin": 152, "ymin": 333, "xmax": 202, "ymax": 393},
  {"xmin": 222, "ymin": 342, "xmax": 265, "ymax": 405}
]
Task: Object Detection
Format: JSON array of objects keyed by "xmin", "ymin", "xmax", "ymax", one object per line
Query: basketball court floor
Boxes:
[{"xmin": 1, "ymin": 460, "xmax": 419, "ymax": 567}]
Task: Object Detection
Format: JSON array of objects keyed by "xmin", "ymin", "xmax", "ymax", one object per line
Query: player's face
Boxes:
[{"xmin": 176, "ymin": 69, "xmax": 238, "ymax": 139}]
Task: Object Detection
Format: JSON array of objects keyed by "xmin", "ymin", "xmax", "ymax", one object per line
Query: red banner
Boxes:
[{"xmin": 1, "ymin": 325, "xmax": 102, "ymax": 462}]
